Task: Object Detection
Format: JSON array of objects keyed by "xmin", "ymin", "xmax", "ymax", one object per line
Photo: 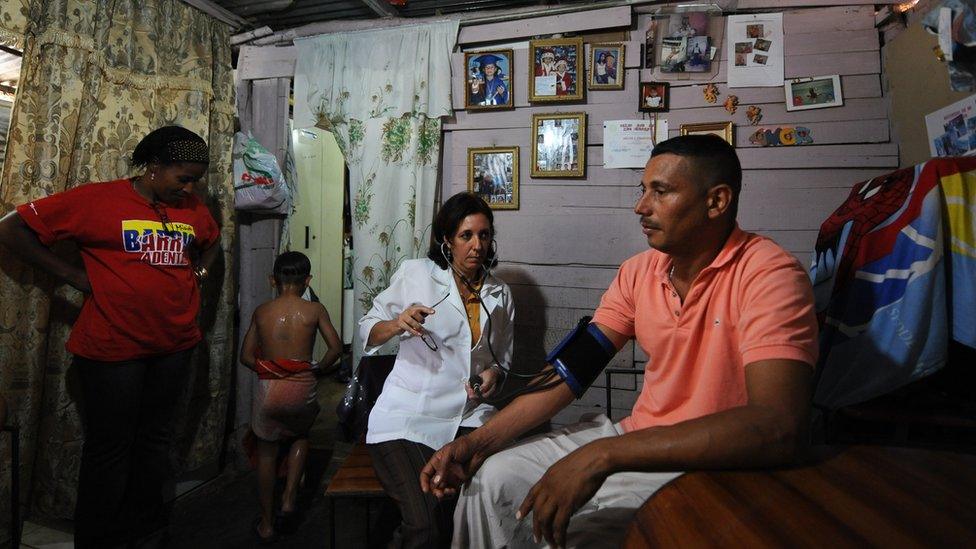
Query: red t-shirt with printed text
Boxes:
[{"xmin": 17, "ymin": 179, "xmax": 220, "ymax": 361}]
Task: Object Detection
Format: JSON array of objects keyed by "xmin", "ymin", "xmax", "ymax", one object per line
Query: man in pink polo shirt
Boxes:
[{"xmin": 421, "ymin": 135, "xmax": 818, "ymax": 548}]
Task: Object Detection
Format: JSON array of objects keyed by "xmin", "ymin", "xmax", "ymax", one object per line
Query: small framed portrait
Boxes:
[
  {"xmin": 531, "ymin": 112, "xmax": 586, "ymax": 178},
  {"xmin": 679, "ymin": 121, "xmax": 734, "ymax": 145},
  {"xmin": 639, "ymin": 81, "xmax": 669, "ymax": 112},
  {"xmin": 529, "ymin": 37, "xmax": 585, "ymax": 102},
  {"xmin": 464, "ymin": 50, "xmax": 514, "ymax": 111},
  {"xmin": 785, "ymin": 75, "xmax": 843, "ymax": 111},
  {"xmin": 468, "ymin": 147, "xmax": 519, "ymax": 209},
  {"xmin": 588, "ymin": 42, "xmax": 625, "ymax": 90}
]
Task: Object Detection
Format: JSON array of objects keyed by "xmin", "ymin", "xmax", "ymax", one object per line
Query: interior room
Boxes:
[{"xmin": 1, "ymin": 0, "xmax": 975, "ymax": 547}]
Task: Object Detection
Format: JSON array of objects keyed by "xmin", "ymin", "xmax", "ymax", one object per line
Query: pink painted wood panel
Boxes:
[{"xmin": 443, "ymin": 4, "xmax": 891, "ymax": 383}]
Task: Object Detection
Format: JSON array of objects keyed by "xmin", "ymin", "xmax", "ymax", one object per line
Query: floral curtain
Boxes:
[
  {"xmin": 0, "ymin": 0, "xmax": 236, "ymax": 539},
  {"xmin": 293, "ymin": 21, "xmax": 458, "ymax": 363}
]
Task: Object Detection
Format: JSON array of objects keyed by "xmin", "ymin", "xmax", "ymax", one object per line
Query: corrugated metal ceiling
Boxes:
[{"xmin": 214, "ymin": 0, "xmax": 596, "ymax": 32}]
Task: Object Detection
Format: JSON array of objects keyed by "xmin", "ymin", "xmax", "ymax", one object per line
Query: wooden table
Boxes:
[{"xmin": 624, "ymin": 445, "xmax": 976, "ymax": 547}]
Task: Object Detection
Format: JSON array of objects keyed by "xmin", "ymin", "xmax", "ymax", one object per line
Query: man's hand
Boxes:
[
  {"xmin": 517, "ymin": 441, "xmax": 611, "ymax": 548},
  {"xmin": 420, "ymin": 435, "xmax": 489, "ymax": 499}
]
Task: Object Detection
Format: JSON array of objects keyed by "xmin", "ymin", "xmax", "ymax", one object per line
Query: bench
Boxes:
[
  {"xmin": 324, "ymin": 442, "xmax": 388, "ymax": 547},
  {"xmin": 324, "ymin": 355, "xmax": 395, "ymax": 547}
]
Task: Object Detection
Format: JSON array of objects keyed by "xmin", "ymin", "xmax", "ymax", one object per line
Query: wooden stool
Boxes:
[{"xmin": 324, "ymin": 442, "xmax": 388, "ymax": 547}]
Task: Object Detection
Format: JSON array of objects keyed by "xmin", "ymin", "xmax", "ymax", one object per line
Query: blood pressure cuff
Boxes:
[{"xmin": 546, "ymin": 316, "xmax": 617, "ymax": 398}]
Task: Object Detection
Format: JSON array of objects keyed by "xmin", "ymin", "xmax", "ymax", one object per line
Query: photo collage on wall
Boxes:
[
  {"xmin": 733, "ymin": 23, "xmax": 774, "ymax": 68},
  {"xmin": 660, "ymin": 12, "xmax": 711, "ymax": 73}
]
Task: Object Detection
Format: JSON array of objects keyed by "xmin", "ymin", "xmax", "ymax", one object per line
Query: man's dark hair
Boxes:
[
  {"xmin": 651, "ymin": 134, "xmax": 742, "ymax": 216},
  {"xmin": 428, "ymin": 192, "xmax": 497, "ymax": 270},
  {"xmin": 273, "ymin": 251, "xmax": 312, "ymax": 286},
  {"xmin": 131, "ymin": 125, "xmax": 210, "ymax": 168}
]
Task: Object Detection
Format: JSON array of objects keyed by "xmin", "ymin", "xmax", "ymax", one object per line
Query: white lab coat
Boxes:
[{"xmin": 359, "ymin": 258, "xmax": 515, "ymax": 450}]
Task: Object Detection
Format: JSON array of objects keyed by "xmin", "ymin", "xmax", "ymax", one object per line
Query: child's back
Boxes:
[{"xmin": 252, "ymin": 295, "xmax": 326, "ymax": 364}]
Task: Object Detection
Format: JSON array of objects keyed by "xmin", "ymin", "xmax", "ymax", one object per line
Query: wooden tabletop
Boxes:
[
  {"xmin": 324, "ymin": 442, "xmax": 386, "ymax": 498},
  {"xmin": 624, "ymin": 445, "xmax": 976, "ymax": 548}
]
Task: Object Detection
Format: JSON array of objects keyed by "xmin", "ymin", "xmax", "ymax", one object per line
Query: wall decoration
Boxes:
[
  {"xmin": 924, "ymin": 93, "xmax": 976, "ymax": 157},
  {"xmin": 723, "ymin": 95, "xmax": 739, "ymax": 114},
  {"xmin": 589, "ymin": 43, "xmax": 625, "ymax": 90},
  {"xmin": 531, "ymin": 112, "xmax": 586, "ymax": 177},
  {"xmin": 746, "ymin": 105, "xmax": 763, "ymax": 125},
  {"xmin": 667, "ymin": 12, "xmax": 710, "ymax": 37},
  {"xmin": 784, "ymin": 75, "xmax": 844, "ymax": 111},
  {"xmin": 680, "ymin": 121, "xmax": 734, "ymax": 145},
  {"xmin": 468, "ymin": 146, "xmax": 519, "ymax": 209},
  {"xmin": 643, "ymin": 17, "xmax": 658, "ymax": 69},
  {"xmin": 661, "ymin": 36, "xmax": 711, "ymax": 73},
  {"xmin": 604, "ymin": 119, "xmax": 668, "ymax": 169},
  {"xmin": 703, "ymin": 83, "xmax": 719, "ymax": 103},
  {"xmin": 748, "ymin": 126, "xmax": 813, "ymax": 147},
  {"xmin": 726, "ymin": 13, "xmax": 784, "ymax": 87},
  {"xmin": 529, "ymin": 37, "xmax": 585, "ymax": 102},
  {"xmin": 464, "ymin": 50, "xmax": 515, "ymax": 111},
  {"xmin": 639, "ymin": 81, "xmax": 670, "ymax": 112}
]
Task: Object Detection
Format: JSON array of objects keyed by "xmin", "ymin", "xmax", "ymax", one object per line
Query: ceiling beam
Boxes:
[
  {"xmin": 180, "ymin": 0, "xmax": 250, "ymax": 29},
  {"xmin": 360, "ymin": 0, "xmax": 399, "ymax": 18}
]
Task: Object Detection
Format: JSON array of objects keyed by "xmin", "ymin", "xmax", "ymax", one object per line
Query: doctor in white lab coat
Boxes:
[{"xmin": 359, "ymin": 192, "xmax": 515, "ymax": 549}]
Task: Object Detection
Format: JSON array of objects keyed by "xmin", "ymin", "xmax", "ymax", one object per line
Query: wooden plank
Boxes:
[
  {"xmin": 784, "ymin": 28, "xmax": 878, "ymax": 56},
  {"xmin": 641, "ymin": 49, "xmax": 881, "ymax": 83},
  {"xmin": 458, "ymin": 6, "xmax": 631, "ymax": 44},
  {"xmin": 510, "ymin": 284, "xmax": 605, "ymax": 311},
  {"xmin": 741, "ymin": 168, "xmax": 890, "ymax": 189},
  {"xmin": 666, "ymin": 74, "xmax": 881, "ymax": 109},
  {"xmin": 237, "ymin": 45, "xmax": 297, "ymax": 80},
  {"xmin": 783, "ymin": 6, "xmax": 876, "ymax": 34},
  {"xmin": 493, "ymin": 212, "xmax": 648, "ymax": 267},
  {"xmin": 740, "ymin": 0, "xmax": 899, "ymax": 9},
  {"xmin": 494, "ymin": 263, "xmax": 618, "ymax": 289},
  {"xmin": 444, "ymin": 97, "xmax": 887, "ymax": 132}
]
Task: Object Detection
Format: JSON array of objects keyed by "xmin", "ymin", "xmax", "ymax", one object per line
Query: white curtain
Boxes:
[{"xmin": 293, "ymin": 21, "xmax": 459, "ymax": 363}]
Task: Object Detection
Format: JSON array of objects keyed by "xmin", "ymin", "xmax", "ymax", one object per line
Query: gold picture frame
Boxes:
[
  {"xmin": 463, "ymin": 49, "xmax": 515, "ymax": 111},
  {"xmin": 528, "ymin": 37, "xmax": 585, "ymax": 102},
  {"xmin": 588, "ymin": 42, "xmax": 625, "ymax": 90},
  {"xmin": 531, "ymin": 112, "xmax": 586, "ymax": 178},
  {"xmin": 679, "ymin": 121, "xmax": 734, "ymax": 145},
  {"xmin": 467, "ymin": 146, "xmax": 519, "ymax": 210}
]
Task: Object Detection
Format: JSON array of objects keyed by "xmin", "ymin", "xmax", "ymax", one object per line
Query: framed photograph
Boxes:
[
  {"xmin": 643, "ymin": 18, "xmax": 658, "ymax": 69},
  {"xmin": 528, "ymin": 37, "xmax": 584, "ymax": 102},
  {"xmin": 531, "ymin": 112, "xmax": 586, "ymax": 178},
  {"xmin": 468, "ymin": 147, "xmax": 519, "ymax": 209},
  {"xmin": 679, "ymin": 121, "xmax": 734, "ymax": 145},
  {"xmin": 785, "ymin": 75, "xmax": 843, "ymax": 111},
  {"xmin": 588, "ymin": 42, "xmax": 625, "ymax": 90},
  {"xmin": 639, "ymin": 81, "xmax": 669, "ymax": 112},
  {"xmin": 464, "ymin": 50, "xmax": 514, "ymax": 111}
]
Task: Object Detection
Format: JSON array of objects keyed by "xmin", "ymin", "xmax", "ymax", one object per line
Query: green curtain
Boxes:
[{"xmin": 0, "ymin": 0, "xmax": 236, "ymax": 540}]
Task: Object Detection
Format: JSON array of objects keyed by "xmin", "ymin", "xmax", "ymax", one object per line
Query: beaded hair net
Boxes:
[{"xmin": 166, "ymin": 139, "xmax": 210, "ymax": 164}]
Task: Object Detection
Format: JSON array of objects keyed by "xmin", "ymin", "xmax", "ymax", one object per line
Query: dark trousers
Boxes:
[
  {"xmin": 73, "ymin": 348, "xmax": 193, "ymax": 549},
  {"xmin": 367, "ymin": 428, "xmax": 474, "ymax": 549}
]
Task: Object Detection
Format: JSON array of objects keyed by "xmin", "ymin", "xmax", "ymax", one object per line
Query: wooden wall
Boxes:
[{"xmin": 441, "ymin": 4, "xmax": 897, "ymax": 427}]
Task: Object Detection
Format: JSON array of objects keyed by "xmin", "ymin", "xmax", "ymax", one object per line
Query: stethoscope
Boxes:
[{"xmin": 439, "ymin": 241, "xmax": 564, "ymax": 404}]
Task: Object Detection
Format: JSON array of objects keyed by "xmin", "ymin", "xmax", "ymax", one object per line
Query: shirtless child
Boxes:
[{"xmin": 240, "ymin": 251, "xmax": 342, "ymax": 543}]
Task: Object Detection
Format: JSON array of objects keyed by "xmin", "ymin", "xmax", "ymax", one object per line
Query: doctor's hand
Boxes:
[
  {"xmin": 420, "ymin": 435, "xmax": 490, "ymax": 500},
  {"xmin": 466, "ymin": 365, "xmax": 502, "ymax": 401},
  {"xmin": 396, "ymin": 305, "xmax": 435, "ymax": 337},
  {"xmin": 517, "ymin": 441, "xmax": 611, "ymax": 548}
]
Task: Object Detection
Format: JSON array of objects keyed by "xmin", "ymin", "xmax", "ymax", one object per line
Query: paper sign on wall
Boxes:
[
  {"xmin": 603, "ymin": 119, "xmax": 669, "ymax": 169},
  {"xmin": 925, "ymin": 93, "xmax": 976, "ymax": 157},
  {"xmin": 726, "ymin": 13, "xmax": 784, "ymax": 88}
]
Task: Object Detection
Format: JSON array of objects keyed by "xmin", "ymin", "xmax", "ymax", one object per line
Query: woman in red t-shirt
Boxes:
[{"xmin": 0, "ymin": 126, "xmax": 221, "ymax": 548}]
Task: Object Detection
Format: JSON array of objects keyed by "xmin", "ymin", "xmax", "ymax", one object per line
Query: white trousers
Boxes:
[{"xmin": 453, "ymin": 414, "xmax": 683, "ymax": 548}]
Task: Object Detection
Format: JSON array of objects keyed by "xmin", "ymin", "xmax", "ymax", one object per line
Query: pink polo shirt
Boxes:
[{"xmin": 592, "ymin": 226, "xmax": 818, "ymax": 433}]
